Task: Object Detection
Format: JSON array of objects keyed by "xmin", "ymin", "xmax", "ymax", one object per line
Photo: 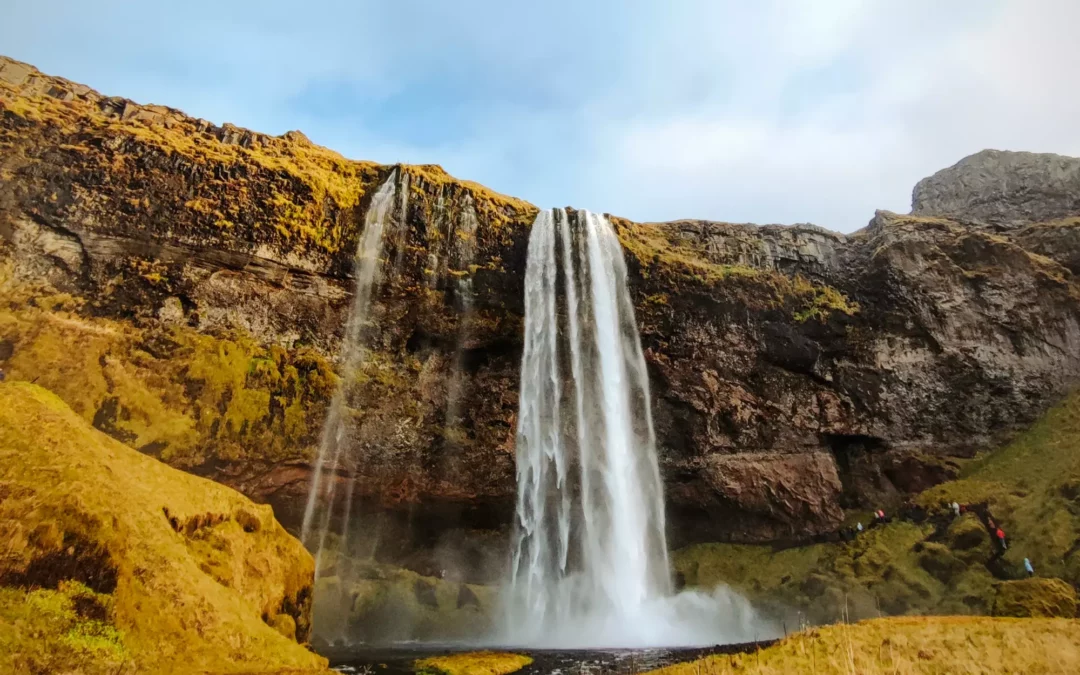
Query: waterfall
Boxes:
[
  {"xmin": 301, "ymin": 172, "xmax": 400, "ymax": 569},
  {"xmin": 506, "ymin": 209, "xmax": 770, "ymax": 648}
]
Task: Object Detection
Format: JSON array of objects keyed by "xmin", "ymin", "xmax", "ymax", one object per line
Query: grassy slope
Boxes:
[
  {"xmin": 648, "ymin": 616, "xmax": 1080, "ymax": 675},
  {"xmin": 919, "ymin": 390, "xmax": 1080, "ymax": 583},
  {"xmin": 675, "ymin": 390, "xmax": 1080, "ymax": 624},
  {"xmin": 415, "ymin": 652, "xmax": 532, "ymax": 675},
  {"xmin": 0, "ymin": 381, "xmax": 328, "ymax": 674}
]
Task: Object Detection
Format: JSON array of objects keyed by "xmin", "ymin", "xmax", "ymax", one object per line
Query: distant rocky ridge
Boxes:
[
  {"xmin": 3, "ymin": 55, "xmax": 1080, "ymax": 578},
  {"xmin": 913, "ymin": 148, "xmax": 1080, "ymax": 227}
]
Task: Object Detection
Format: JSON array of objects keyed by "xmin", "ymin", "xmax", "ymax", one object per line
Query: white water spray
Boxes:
[
  {"xmin": 301, "ymin": 173, "xmax": 400, "ymax": 566},
  {"xmin": 506, "ymin": 209, "xmax": 771, "ymax": 648}
]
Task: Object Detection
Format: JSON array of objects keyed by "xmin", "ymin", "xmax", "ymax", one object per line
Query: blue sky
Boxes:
[{"xmin": 4, "ymin": 0, "xmax": 1079, "ymax": 232}]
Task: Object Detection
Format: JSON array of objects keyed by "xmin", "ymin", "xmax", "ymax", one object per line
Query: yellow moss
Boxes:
[
  {"xmin": 416, "ymin": 652, "xmax": 533, "ymax": 675},
  {"xmin": 0, "ymin": 290, "xmax": 335, "ymax": 469},
  {"xmin": 0, "ymin": 382, "xmax": 327, "ymax": 674},
  {"xmin": 648, "ymin": 616, "xmax": 1080, "ymax": 675}
]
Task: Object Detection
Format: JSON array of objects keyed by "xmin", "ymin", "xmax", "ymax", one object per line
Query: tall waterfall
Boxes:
[
  {"xmin": 507, "ymin": 209, "xmax": 769, "ymax": 648},
  {"xmin": 301, "ymin": 173, "xmax": 400, "ymax": 568}
]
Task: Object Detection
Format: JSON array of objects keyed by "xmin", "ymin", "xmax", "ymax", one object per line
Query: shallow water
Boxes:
[{"xmin": 325, "ymin": 641, "xmax": 778, "ymax": 675}]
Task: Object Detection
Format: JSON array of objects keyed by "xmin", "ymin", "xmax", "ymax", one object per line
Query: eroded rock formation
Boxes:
[{"xmin": 3, "ymin": 55, "xmax": 1080, "ymax": 574}]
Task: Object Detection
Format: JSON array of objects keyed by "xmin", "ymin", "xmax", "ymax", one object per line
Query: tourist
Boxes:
[
  {"xmin": 951, "ymin": 501, "xmax": 960, "ymax": 517},
  {"xmin": 856, "ymin": 521, "xmax": 863, "ymax": 533},
  {"xmin": 996, "ymin": 528, "xmax": 1007, "ymax": 550},
  {"xmin": 1024, "ymin": 558, "xmax": 1035, "ymax": 577}
]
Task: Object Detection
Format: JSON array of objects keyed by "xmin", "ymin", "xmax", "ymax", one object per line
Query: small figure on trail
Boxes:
[
  {"xmin": 959, "ymin": 503, "xmax": 967, "ymax": 514},
  {"xmin": 996, "ymin": 528, "xmax": 1007, "ymax": 550},
  {"xmin": 856, "ymin": 521, "xmax": 863, "ymax": 533},
  {"xmin": 1024, "ymin": 558, "xmax": 1035, "ymax": 577},
  {"xmin": 951, "ymin": 501, "xmax": 960, "ymax": 517}
]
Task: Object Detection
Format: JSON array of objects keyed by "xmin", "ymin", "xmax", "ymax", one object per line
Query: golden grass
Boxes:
[
  {"xmin": 0, "ymin": 382, "xmax": 328, "ymax": 674},
  {"xmin": 649, "ymin": 616, "xmax": 1080, "ymax": 675},
  {"xmin": 415, "ymin": 652, "xmax": 533, "ymax": 675}
]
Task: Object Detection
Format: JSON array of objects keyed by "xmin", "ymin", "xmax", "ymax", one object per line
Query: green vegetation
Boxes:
[
  {"xmin": 919, "ymin": 390, "xmax": 1080, "ymax": 583},
  {"xmin": 416, "ymin": 652, "xmax": 532, "ymax": 675},
  {"xmin": 648, "ymin": 616, "xmax": 1080, "ymax": 675},
  {"xmin": 676, "ymin": 390, "xmax": 1080, "ymax": 624},
  {"xmin": 993, "ymin": 579, "xmax": 1078, "ymax": 618},
  {"xmin": 0, "ymin": 382, "xmax": 327, "ymax": 673},
  {"xmin": 0, "ymin": 583, "xmax": 128, "ymax": 675}
]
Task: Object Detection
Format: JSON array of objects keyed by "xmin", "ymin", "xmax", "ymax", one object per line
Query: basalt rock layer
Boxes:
[{"xmin": 3, "ymin": 55, "xmax": 1080, "ymax": 571}]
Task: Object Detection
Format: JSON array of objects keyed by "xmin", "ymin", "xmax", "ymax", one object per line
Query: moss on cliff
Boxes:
[
  {"xmin": 0, "ymin": 280, "xmax": 336, "ymax": 469},
  {"xmin": 0, "ymin": 382, "xmax": 327, "ymax": 674},
  {"xmin": 614, "ymin": 218, "xmax": 858, "ymax": 322}
]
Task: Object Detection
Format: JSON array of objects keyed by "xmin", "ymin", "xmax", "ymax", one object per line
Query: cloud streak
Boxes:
[{"xmin": 4, "ymin": 0, "xmax": 1078, "ymax": 231}]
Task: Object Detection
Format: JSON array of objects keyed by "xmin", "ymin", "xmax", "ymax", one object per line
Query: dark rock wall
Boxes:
[{"xmin": 4, "ymin": 55, "xmax": 1080, "ymax": 568}]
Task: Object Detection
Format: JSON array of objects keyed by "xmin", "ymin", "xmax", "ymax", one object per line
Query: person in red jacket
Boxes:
[{"xmin": 995, "ymin": 527, "xmax": 1007, "ymax": 550}]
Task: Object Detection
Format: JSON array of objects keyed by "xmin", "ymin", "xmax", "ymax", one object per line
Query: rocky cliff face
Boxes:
[
  {"xmin": 3, "ymin": 56, "xmax": 1080, "ymax": 576},
  {"xmin": 912, "ymin": 149, "xmax": 1080, "ymax": 227}
]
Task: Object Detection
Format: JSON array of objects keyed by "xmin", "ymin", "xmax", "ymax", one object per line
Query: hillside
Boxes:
[
  {"xmin": 649, "ymin": 616, "xmax": 1080, "ymax": 675},
  {"xmin": 0, "ymin": 382, "xmax": 328, "ymax": 674}
]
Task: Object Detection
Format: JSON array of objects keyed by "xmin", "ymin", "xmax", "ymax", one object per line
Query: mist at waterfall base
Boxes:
[{"xmin": 501, "ymin": 208, "xmax": 774, "ymax": 649}]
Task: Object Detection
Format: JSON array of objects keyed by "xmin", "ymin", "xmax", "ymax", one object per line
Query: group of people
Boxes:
[{"xmin": 948, "ymin": 501, "xmax": 1034, "ymax": 576}]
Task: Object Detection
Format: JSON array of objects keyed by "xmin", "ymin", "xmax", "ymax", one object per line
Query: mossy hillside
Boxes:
[
  {"xmin": 675, "ymin": 522, "xmax": 958, "ymax": 624},
  {"xmin": 919, "ymin": 390, "xmax": 1080, "ymax": 584},
  {"xmin": 416, "ymin": 652, "xmax": 533, "ymax": 675},
  {"xmin": 648, "ymin": 616, "xmax": 1080, "ymax": 675},
  {"xmin": 675, "ymin": 390, "xmax": 1080, "ymax": 624},
  {"xmin": 0, "ymin": 288, "xmax": 336, "ymax": 469},
  {"xmin": 0, "ymin": 382, "xmax": 327, "ymax": 674}
]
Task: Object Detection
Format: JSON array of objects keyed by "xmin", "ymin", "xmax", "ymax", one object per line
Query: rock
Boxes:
[
  {"xmin": 0, "ymin": 381, "xmax": 326, "ymax": 673},
  {"xmin": 912, "ymin": 149, "xmax": 1080, "ymax": 227},
  {"xmin": 992, "ymin": 578, "xmax": 1078, "ymax": 618},
  {"xmin": 3, "ymin": 54, "xmax": 1080, "ymax": 557},
  {"xmin": 667, "ymin": 451, "xmax": 845, "ymax": 545}
]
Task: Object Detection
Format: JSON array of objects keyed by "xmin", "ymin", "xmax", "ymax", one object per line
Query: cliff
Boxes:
[
  {"xmin": 0, "ymin": 382, "xmax": 326, "ymax": 674},
  {"xmin": 3, "ymin": 55, "xmax": 1080, "ymax": 577}
]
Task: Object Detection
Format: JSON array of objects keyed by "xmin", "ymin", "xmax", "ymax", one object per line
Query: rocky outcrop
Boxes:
[
  {"xmin": 912, "ymin": 149, "xmax": 1080, "ymax": 227},
  {"xmin": 3, "ymin": 55, "xmax": 1080, "ymax": 568},
  {"xmin": 0, "ymin": 382, "xmax": 326, "ymax": 674}
]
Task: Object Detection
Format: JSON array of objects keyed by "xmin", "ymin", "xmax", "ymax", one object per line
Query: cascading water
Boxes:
[
  {"xmin": 301, "ymin": 172, "xmax": 400, "ymax": 571},
  {"xmin": 506, "ymin": 208, "xmax": 771, "ymax": 648}
]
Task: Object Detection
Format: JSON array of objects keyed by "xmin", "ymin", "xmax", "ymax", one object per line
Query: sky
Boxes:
[{"xmin": 4, "ymin": 0, "xmax": 1079, "ymax": 233}]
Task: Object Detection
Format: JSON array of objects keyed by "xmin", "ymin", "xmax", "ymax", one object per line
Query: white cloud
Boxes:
[{"xmin": 3, "ymin": 0, "xmax": 1079, "ymax": 231}]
